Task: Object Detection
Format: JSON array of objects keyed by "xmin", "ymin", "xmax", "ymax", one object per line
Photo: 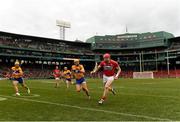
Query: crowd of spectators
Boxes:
[
  {"xmin": 1, "ymin": 66, "xmax": 180, "ymax": 79},
  {"xmin": 0, "ymin": 37, "xmax": 93, "ymax": 54},
  {"xmin": 0, "ymin": 34, "xmax": 179, "ymax": 79}
]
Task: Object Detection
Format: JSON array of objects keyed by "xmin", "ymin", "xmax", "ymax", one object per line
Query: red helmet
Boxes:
[{"xmin": 103, "ymin": 53, "xmax": 111, "ymax": 58}]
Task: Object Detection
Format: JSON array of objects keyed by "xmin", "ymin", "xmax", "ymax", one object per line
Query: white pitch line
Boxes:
[
  {"xmin": 12, "ymin": 94, "xmax": 40, "ymax": 98},
  {"xmin": 0, "ymin": 97, "xmax": 7, "ymax": 101},
  {"xmin": 0, "ymin": 95, "xmax": 171, "ymax": 121}
]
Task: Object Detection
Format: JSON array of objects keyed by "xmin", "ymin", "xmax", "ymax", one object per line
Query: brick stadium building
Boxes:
[{"xmin": 0, "ymin": 31, "xmax": 180, "ymax": 78}]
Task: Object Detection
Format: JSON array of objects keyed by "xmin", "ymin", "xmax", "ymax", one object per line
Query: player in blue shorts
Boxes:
[
  {"xmin": 71, "ymin": 59, "xmax": 90, "ymax": 99},
  {"xmin": 11, "ymin": 60, "xmax": 30, "ymax": 96}
]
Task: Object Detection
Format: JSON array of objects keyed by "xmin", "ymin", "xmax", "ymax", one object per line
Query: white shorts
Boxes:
[
  {"xmin": 103, "ymin": 75, "xmax": 114, "ymax": 84},
  {"xmin": 55, "ymin": 77, "xmax": 60, "ymax": 80}
]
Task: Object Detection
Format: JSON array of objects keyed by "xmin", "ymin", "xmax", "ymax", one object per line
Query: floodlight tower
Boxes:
[{"xmin": 56, "ymin": 20, "xmax": 71, "ymax": 40}]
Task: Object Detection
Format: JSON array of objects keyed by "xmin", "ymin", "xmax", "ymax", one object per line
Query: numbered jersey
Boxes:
[
  {"xmin": 53, "ymin": 69, "xmax": 61, "ymax": 78},
  {"xmin": 72, "ymin": 64, "xmax": 84, "ymax": 80},
  {"xmin": 11, "ymin": 66, "xmax": 23, "ymax": 78},
  {"xmin": 100, "ymin": 60, "xmax": 119, "ymax": 76},
  {"xmin": 63, "ymin": 70, "xmax": 71, "ymax": 79}
]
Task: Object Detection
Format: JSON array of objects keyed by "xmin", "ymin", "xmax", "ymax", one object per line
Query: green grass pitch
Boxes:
[{"xmin": 0, "ymin": 78, "xmax": 180, "ymax": 121}]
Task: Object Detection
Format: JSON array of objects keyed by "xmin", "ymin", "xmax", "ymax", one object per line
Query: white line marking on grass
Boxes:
[
  {"xmin": 0, "ymin": 95, "xmax": 171, "ymax": 121},
  {"xmin": 0, "ymin": 97, "xmax": 7, "ymax": 101},
  {"xmin": 12, "ymin": 94, "xmax": 40, "ymax": 98}
]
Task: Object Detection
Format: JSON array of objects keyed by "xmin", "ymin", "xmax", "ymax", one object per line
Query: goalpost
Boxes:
[
  {"xmin": 133, "ymin": 72, "xmax": 154, "ymax": 79},
  {"xmin": 132, "ymin": 52, "xmax": 155, "ymax": 79}
]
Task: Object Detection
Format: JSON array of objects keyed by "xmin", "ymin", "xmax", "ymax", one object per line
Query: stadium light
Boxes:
[{"xmin": 56, "ymin": 20, "xmax": 71, "ymax": 40}]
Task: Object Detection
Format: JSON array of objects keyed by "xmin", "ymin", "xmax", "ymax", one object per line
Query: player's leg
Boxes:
[
  {"xmin": 99, "ymin": 81, "xmax": 113, "ymax": 104},
  {"xmin": 54, "ymin": 78, "xmax": 57, "ymax": 88},
  {"xmin": 71, "ymin": 80, "xmax": 74, "ymax": 85},
  {"xmin": 55, "ymin": 77, "xmax": 60, "ymax": 87},
  {"xmin": 75, "ymin": 78, "xmax": 84, "ymax": 92},
  {"xmin": 105, "ymin": 76, "xmax": 115, "ymax": 95},
  {"xmin": 99, "ymin": 76, "xmax": 108, "ymax": 103},
  {"xmin": 60, "ymin": 77, "xmax": 63, "ymax": 84},
  {"xmin": 12, "ymin": 80, "xmax": 20, "ymax": 96},
  {"xmin": 108, "ymin": 84, "xmax": 116, "ymax": 95},
  {"xmin": 76, "ymin": 84, "xmax": 82, "ymax": 92},
  {"xmin": 21, "ymin": 83, "xmax": 31, "ymax": 94},
  {"xmin": 99, "ymin": 76, "xmax": 114, "ymax": 104},
  {"xmin": 82, "ymin": 82, "xmax": 90, "ymax": 99},
  {"xmin": 104, "ymin": 80, "xmax": 114, "ymax": 96},
  {"xmin": 20, "ymin": 78, "xmax": 30, "ymax": 94},
  {"xmin": 66, "ymin": 80, "xmax": 70, "ymax": 88}
]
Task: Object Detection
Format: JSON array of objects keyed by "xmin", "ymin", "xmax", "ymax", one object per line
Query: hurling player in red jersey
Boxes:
[
  {"xmin": 53, "ymin": 66, "xmax": 62, "ymax": 88},
  {"xmin": 91, "ymin": 53, "xmax": 121, "ymax": 104}
]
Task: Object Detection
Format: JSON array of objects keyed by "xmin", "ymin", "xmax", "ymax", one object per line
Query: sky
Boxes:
[{"xmin": 0, "ymin": 0, "xmax": 179, "ymax": 41}]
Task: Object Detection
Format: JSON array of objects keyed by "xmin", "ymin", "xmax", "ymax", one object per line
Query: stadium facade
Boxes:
[{"xmin": 0, "ymin": 31, "xmax": 180, "ymax": 78}]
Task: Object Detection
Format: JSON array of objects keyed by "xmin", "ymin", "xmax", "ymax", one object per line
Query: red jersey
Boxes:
[
  {"xmin": 53, "ymin": 69, "xmax": 61, "ymax": 77},
  {"xmin": 100, "ymin": 60, "xmax": 119, "ymax": 76}
]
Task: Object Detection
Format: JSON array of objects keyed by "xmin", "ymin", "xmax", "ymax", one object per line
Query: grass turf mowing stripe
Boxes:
[
  {"xmin": 120, "ymin": 93, "xmax": 180, "ymax": 100},
  {"xmin": 0, "ymin": 95, "xmax": 171, "ymax": 121}
]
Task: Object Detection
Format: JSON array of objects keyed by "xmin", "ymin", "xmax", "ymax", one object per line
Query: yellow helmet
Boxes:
[
  {"xmin": 15, "ymin": 60, "xmax": 20, "ymax": 65},
  {"xmin": 74, "ymin": 59, "xmax": 80, "ymax": 63}
]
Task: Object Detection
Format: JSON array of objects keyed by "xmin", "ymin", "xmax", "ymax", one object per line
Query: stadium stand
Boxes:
[{"xmin": 0, "ymin": 31, "xmax": 180, "ymax": 78}]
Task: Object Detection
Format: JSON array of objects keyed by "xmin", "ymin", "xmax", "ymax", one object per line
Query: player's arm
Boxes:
[
  {"xmin": 115, "ymin": 65, "xmax": 121, "ymax": 80},
  {"xmin": 19, "ymin": 68, "xmax": 23, "ymax": 75},
  {"xmin": 68, "ymin": 70, "xmax": 72, "ymax": 76},
  {"xmin": 18, "ymin": 68, "xmax": 23, "ymax": 77},
  {"xmin": 79, "ymin": 65, "xmax": 85, "ymax": 73}
]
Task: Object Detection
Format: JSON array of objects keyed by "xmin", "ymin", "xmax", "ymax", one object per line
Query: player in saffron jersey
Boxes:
[
  {"xmin": 11, "ymin": 61, "xmax": 30, "ymax": 96},
  {"xmin": 63, "ymin": 67, "xmax": 73, "ymax": 88},
  {"xmin": 53, "ymin": 66, "xmax": 61, "ymax": 88},
  {"xmin": 71, "ymin": 59, "xmax": 90, "ymax": 99},
  {"xmin": 91, "ymin": 53, "xmax": 121, "ymax": 104}
]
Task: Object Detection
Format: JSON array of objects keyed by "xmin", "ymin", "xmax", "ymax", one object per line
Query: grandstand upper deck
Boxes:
[
  {"xmin": 86, "ymin": 31, "xmax": 174, "ymax": 50},
  {"xmin": 168, "ymin": 36, "xmax": 180, "ymax": 50},
  {"xmin": 0, "ymin": 31, "xmax": 179, "ymax": 56},
  {"xmin": 0, "ymin": 31, "xmax": 92, "ymax": 54}
]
